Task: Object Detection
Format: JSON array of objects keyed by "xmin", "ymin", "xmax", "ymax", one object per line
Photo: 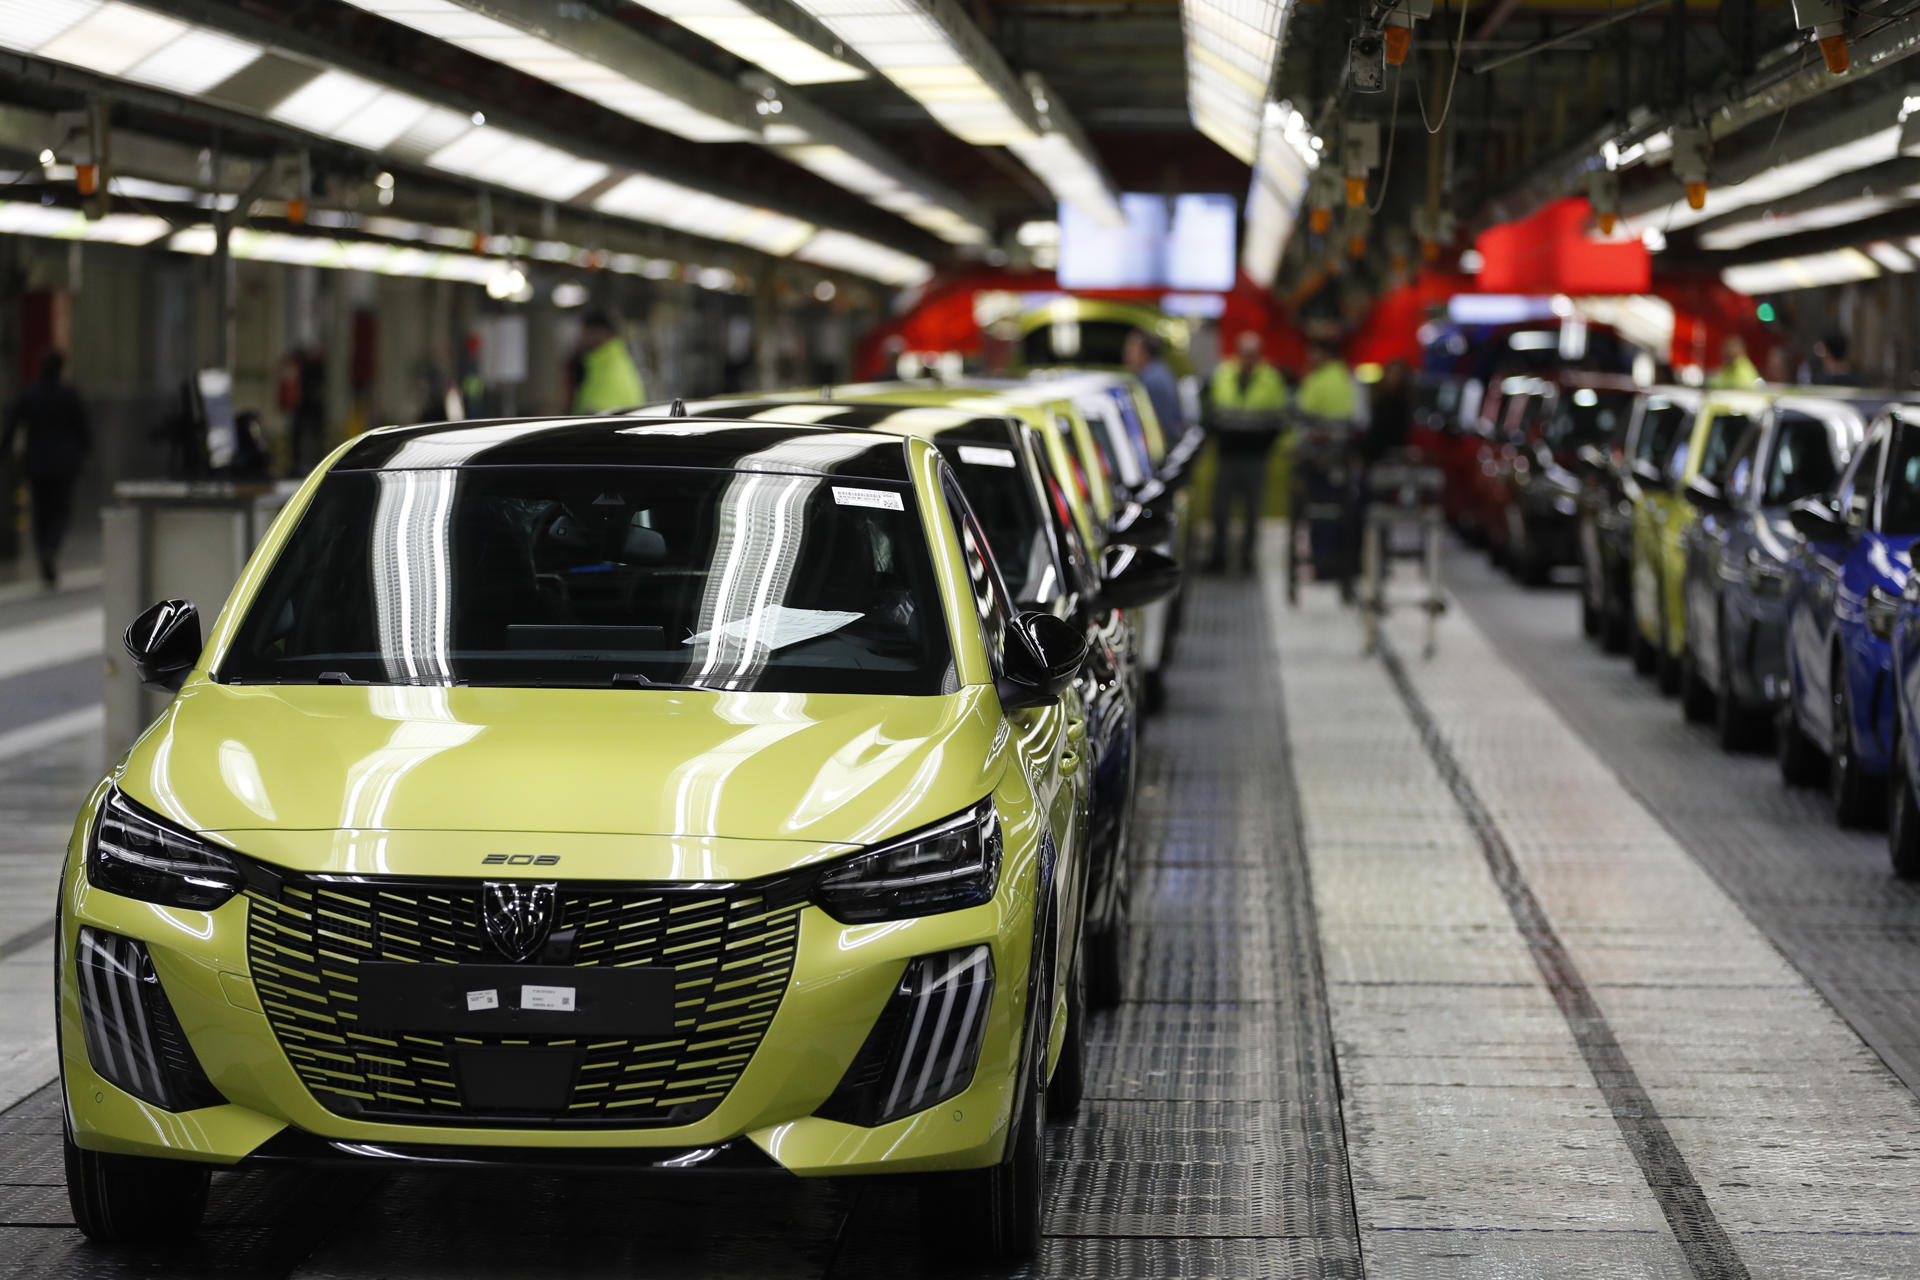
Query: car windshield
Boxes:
[
  {"xmin": 1637, "ymin": 400, "xmax": 1689, "ymax": 468},
  {"xmin": 219, "ymin": 465, "xmax": 954, "ymax": 694},
  {"xmin": 1881, "ymin": 427, "xmax": 1920, "ymax": 536},
  {"xmin": 1763, "ymin": 412, "xmax": 1841, "ymax": 505},
  {"xmin": 933, "ymin": 438, "xmax": 1058, "ymax": 604},
  {"xmin": 1543, "ymin": 389, "xmax": 1634, "ymax": 455},
  {"xmin": 1022, "ymin": 319, "xmax": 1131, "ymax": 367},
  {"xmin": 1693, "ymin": 413, "xmax": 1754, "ymax": 486}
]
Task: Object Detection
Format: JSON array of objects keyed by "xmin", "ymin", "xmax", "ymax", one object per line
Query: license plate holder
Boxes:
[{"xmin": 354, "ymin": 963, "xmax": 677, "ymax": 1037}]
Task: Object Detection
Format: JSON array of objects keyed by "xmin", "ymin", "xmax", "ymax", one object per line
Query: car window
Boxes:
[
  {"xmin": 1880, "ymin": 426, "xmax": 1920, "ymax": 536},
  {"xmin": 1694, "ymin": 412, "xmax": 1754, "ymax": 486},
  {"xmin": 1838, "ymin": 435, "xmax": 1883, "ymax": 530},
  {"xmin": 220, "ymin": 465, "xmax": 953, "ymax": 695},
  {"xmin": 932, "ymin": 437, "xmax": 1057, "ymax": 605},
  {"xmin": 1031, "ymin": 440, "xmax": 1099, "ymax": 599},
  {"xmin": 1722, "ymin": 426, "xmax": 1760, "ymax": 501},
  {"xmin": 1543, "ymin": 388, "xmax": 1633, "ymax": 455},
  {"xmin": 1763, "ymin": 411, "xmax": 1841, "ymax": 505},
  {"xmin": 942, "ymin": 474, "xmax": 1017, "ymax": 676},
  {"xmin": 1634, "ymin": 400, "xmax": 1688, "ymax": 467}
]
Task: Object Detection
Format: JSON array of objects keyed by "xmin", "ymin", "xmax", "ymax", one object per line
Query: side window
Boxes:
[
  {"xmin": 941, "ymin": 473, "xmax": 1015, "ymax": 676},
  {"xmin": 1032, "ymin": 441, "xmax": 1099, "ymax": 598},
  {"xmin": 1838, "ymin": 434, "xmax": 1883, "ymax": 530},
  {"xmin": 1724, "ymin": 426, "xmax": 1760, "ymax": 501},
  {"xmin": 1696, "ymin": 413, "xmax": 1752, "ymax": 487}
]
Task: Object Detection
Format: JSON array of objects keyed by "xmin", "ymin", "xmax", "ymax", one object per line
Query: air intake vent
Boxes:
[
  {"xmin": 817, "ymin": 945, "xmax": 994, "ymax": 1128},
  {"xmin": 75, "ymin": 928, "xmax": 224, "ymax": 1112}
]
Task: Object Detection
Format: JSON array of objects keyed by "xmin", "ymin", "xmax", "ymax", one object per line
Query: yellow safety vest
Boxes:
[
  {"xmin": 1296, "ymin": 360, "xmax": 1357, "ymax": 421},
  {"xmin": 572, "ymin": 337, "xmax": 645, "ymax": 413},
  {"xmin": 1709, "ymin": 356, "xmax": 1761, "ymax": 389},
  {"xmin": 1209, "ymin": 359, "xmax": 1288, "ymax": 411}
]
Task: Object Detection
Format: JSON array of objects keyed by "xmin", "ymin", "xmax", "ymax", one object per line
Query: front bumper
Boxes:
[{"xmin": 59, "ymin": 842, "xmax": 1040, "ymax": 1177}]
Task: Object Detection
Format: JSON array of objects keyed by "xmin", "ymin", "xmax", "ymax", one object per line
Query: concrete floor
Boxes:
[{"xmin": 1, "ymin": 533, "xmax": 1918, "ymax": 1277}]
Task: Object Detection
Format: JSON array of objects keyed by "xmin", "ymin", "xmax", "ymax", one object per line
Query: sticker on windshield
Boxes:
[
  {"xmin": 685, "ymin": 605, "xmax": 863, "ymax": 652},
  {"xmin": 957, "ymin": 445, "xmax": 1018, "ymax": 469},
  {"xmin": 833, "ymin": 486, "xmax": 903, "ymax": 511}
]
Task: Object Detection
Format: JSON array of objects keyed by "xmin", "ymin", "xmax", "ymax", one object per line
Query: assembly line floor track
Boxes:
[
  {"xmin": 0, "ymin": 572, "xmax": 1363, "ymax": 1280},
  {"xmin": 8, "ymin": 544, "xmax": 1920, "ymax": 1277}
]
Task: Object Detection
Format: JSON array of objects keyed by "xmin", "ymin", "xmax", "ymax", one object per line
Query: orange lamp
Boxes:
[
  {"xmin": 287, "ymin": 197, "xmax": 307, "ymax": 226},
  {"xmin": 75, "ymin": 164, "xmax": 98, "ymax": 196},
  {"xmin": 1819, "ymin": 33, "xmax": 1850, "ymax": 74},
  {"xmin": 1348, "ymin": 235, "xmax": 1367, "ymax": 259},
  {"xmin": 1384, "ymin": 25, "xmax": 1411, "ymax": 65},
  {"xmin": 1685, "ymin": 181, "xmax": 1707, "ymax": 211},
  {"xmin": 1310, "ymin": 206, "xmax": 1332, "ymax": 233},
  {"xmin": 1421, "ymin": 239, "xmax": 1439, "ymax": 262},
  {"xmin": 1345, "ymin": 175, "xmax": 1366, "ymax": 207},
  {"xmin": 1598, "ymin": 211, "xmax": 1617, "ymax": 235}
]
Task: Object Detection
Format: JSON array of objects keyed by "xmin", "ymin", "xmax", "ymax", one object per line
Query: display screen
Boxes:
[{"xmin": 1058, "ymin": 193, "xmax": 1238, "ymax": 291}]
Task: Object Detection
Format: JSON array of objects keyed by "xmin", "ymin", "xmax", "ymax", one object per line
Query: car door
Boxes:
[
  {"xmin": 1856, "ymin": 420, "xmax": 1920, "ymax": 757},
  {"xmin": 1687, "ymin": 421, "xmax": 1760, "ymax": 687},
  {"xmin": 941, "ymin": 473, "xmax": 1089, "ymax": 961},
  {"xmin": 1792, "ymin": 427, "xmax": 1882, "ymax": 745}
]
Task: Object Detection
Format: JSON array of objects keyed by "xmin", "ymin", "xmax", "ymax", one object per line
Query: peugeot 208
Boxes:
[{"xmin": 59, "ymin": 417, "xmax": 1106, "ymax": 1261}]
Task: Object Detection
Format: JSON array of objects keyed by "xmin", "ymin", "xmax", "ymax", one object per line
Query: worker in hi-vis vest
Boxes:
[
  {"xmin": 1294, "ymin": 330, "xmax": 1358, "ymax": 429},
  {"xmin": 571, "ymin": 310, "xmax": 646, "ymax": 413},
  {"xmin": 1205, "ymin": 329, "xmax": 1288, "ymax": 573}
]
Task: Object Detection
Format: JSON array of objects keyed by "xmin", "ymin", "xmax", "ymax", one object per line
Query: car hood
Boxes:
[{"xmin": 119, "ymin": 682, "xmax": 1002, "ymax": 861}]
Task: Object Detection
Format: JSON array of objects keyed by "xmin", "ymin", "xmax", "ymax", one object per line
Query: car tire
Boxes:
[
  {"xmin": 1681, "ymin": 648, "xmax": 1715, "ymax": 723},
  {"xmin": 1601, "ymin": 589, "xmax": 1630, "ymax": 654},
  {"xmin": 1831, "ymin": 657, "xmax": 1879, "ymax": 829},
  {"xmin": 1630, "ymin": 603, "xmax": 1657, "ymax": 674},
  {"xmin": 938, "ymin": 1015, "xmax": 1047, "ymax": 1263},
  {"xmin": 1778, "ymin": 700, "xmax": 1825, "ymax": 788},
  {"xmin": 1580, "ymin": 586, "xmax": 1602, "ymax": 639},
  {"xmin": 64, "ymin": 1124, "xmax": 209, "ymax": 1245},
  {"xmin": 1714, "ymin": 625, "xmax": 1765, "ymax": 753},
  {"xmin": 1085, "ymin": 914, "xmax": 1125, "ymax": 1011},
  {"xmin": 1046, "ymin": 950, "xmax": 1085, "ymax": 1118},
  {"xmin": 1143, "ymin": 669, "xmax": 1167, "ymax": 715},
  {"xmin": 1889, "ymin": 735, "xmax": 1920, "ymax": 879},
  {"xmin": 1656, "ymin": 609, "xmax": 1682, "ymax": 696}
]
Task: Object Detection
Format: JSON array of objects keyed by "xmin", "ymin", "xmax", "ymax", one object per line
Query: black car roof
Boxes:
[
  {"xmin": 333, "ymin": 416, "xmax": 916, "ymax": 481},
  {"xmin": 643, "ymin": 398, "xmax": 1025, "ymax": 448}
]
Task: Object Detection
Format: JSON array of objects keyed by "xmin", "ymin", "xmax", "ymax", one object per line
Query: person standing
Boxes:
[
  {"xmin": 571, "ymin": 310, "xmax": 646, "ymax": 412},
  {"xmin": 1125, "ymin": 328, "xmax": 1186, "ymax": 435},
  {"xmin": 3, "ymin": 349, "xmax": 91, "ymax": 589},
  {"xmin": 1360, "ymin": 359, "xmax": 1412, "ymax": 466},
  {"xmin": 1205, "ymin": 329, "xmax": 1288, "ymax": 573},
  {"xmin": 1710, "ymin": 335, "xmax": 1761, "ymax": 388}
]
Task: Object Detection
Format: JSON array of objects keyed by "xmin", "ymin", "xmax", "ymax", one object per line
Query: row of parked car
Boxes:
[
  {"xmin": 66, "ymin": 365, "xmax": 1197, "ymax": 1262},
  {"xmin": 1426, "ymin": 367, "xmax": 1920, "ymax": 877}
]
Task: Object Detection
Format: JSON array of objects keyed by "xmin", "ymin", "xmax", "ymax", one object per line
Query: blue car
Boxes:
[
  {"xmin": 1779, "ymin": 406, "xmax": 1920, "ymax": 826},
  {"xmin": 1680, "ymin": 396, "xmax": 1866, "ymax": 750}
]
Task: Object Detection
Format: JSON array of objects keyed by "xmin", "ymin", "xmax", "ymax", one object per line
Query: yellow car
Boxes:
[
  {"xmin": 1010, "ymin": 296, "xmax": 1195, "ymax": 379},
  {"xmin": 57, "ymin": 415, "xmax": 1169, "ymax": 1261},
  {"xmin": 1629, "ymin": 389, "xmax": 1770, "ymax": 691}
]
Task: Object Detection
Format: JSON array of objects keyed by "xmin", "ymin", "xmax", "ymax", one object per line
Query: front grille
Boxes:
[{"xmin": 245, "ymin": 873, "xmax": 803, "ymax": 1127}]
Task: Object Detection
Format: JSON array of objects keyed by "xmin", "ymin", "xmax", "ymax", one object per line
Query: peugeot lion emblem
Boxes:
[{"xmin": 480, "ymin": 881, "xmax": 557, "ymax": 962}]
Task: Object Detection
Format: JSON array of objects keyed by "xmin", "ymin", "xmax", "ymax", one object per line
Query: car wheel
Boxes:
[
  {"xmin": 1681, "ymin": 647, "xmax": 1715, "ymax": 723},
  {"xmin": 1046, "ymin": 950, "xmax": 1085, "ymax": 1118},
  {"xmin": 937, "ymin": 1013, "xmax": 1047, "ymax": 1263},
  {"xmin": 1581, "ymin": 585, "xmax": 1602, "ymax": 638},
  {"xmin": 1085, "ymin": 907, "xmax": 1126, "ymax": 1011},
  {"xmin": 1831, "ymin": 658, "xmax": 1879, "ymax": 829},
  {"xmin": 64, "ymin": 1124, "xmax": 209, "ymax": 1245},
  {"xmin": 1778, "ymin": 698, "xmax": 1824, "ymax": 787},
  {"xmin": 1629, "ymin": 597, "xmax": 1657, "ymax": 674},
  {"xmin": 1889, "ymin": 735, "xmax": 1920, "ymax": 879},
  {"xmin": 1601, "ymin": 583, "xmax": 1630, "ymax": 654},
  {"xmin": 1143, "ymin": 669, "xmax": 1167, "ymax": 715}
]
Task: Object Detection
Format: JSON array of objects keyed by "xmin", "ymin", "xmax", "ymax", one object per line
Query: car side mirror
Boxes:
[
  {"xmin": 1684, "ymin": 477, "xmax": 1730, "ymax": 516},
  {"xmin": 1097, "ymin": 543, "xmax": 1181, "ymax": 611},
  {"xmin": 1156, "ymin": 428, "xmax": 1204, "ymax": 489},
  {"xmin": 1110, "ymin": 494, "xmax": 1172, "ymax": 546},
  {"xmin": 1629, "ymin": 458, "xmax": 1664, "ymax": 488},
  {"xmin": 1788, "ymin": 495, "xmax": 1850, "ymax": 544},
  {"xmin": 998, "ymin": 611, "xmax": 1088, "ymax": 710},
  {"xmin": 125, "ymin": 599, "xmax": 201, "ymax": 693},
  {"xmin": 1575, "ymin": 443, "xmax": 1607, "ymax": 477}
]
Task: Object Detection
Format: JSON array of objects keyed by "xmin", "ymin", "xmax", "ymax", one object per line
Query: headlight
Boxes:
[
  {"xmin": 813, "ymin": 801, "xmax": 1002, "ymax": 923},
  {"xmin": 87, "ymin": 788, "xmax": 243, "ymax": 909},
  {"xmin": 1868, "ymin": 586, "xmax": 1901, "ymax": 641}
]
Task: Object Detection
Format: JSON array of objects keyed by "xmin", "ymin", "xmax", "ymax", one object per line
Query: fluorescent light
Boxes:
[
  {"xmin": 1697, "ymin": 188, "xmax": 1920, "ymax": 250},
  {"xmin": 794, "ymin": 229, "xmax": 932, "ymax": 287},
  {"xmin": 1868, "ymin": 241, "xmax": 1917, "ymax": 272},
  {"xmin": 0, "ymin": 0, "xmax": 101, "ymax": 53},
  {"xmin": 628, "ymin": 0, "xmax": 863, "ymax": 84},
  {"xmin": 1243, "ymin": 100, "xmax": 1317, "ymax": 287},
  {"xmin": 425, "ymin": 126, "xmax": 610, "ymax": 200},
  {"xmin": 596, "ymin": 174, "xmax": 816, "ymax": 256},
  {"xmin": 1628, "ymin": 125, "xmax": 1901, "ymax": 237},
  {"xmin": 0, "ymin": 201, "xmax": 171, "ymax": 245},
  {"xmin": 271, "ymin": 70, "xmax": 386, "ymax": 135},
  {"xmin": 789, "ymin": 0, "xmax": 1037, "ymax": 145},
  {"xmin": 1182, "ymin": 0, "xmax": 1293, "ymax": 164},
  {"xmin": 1006, "ymin": 73, "xmax": 1123, "ymax": 227},
  {"xmin": 35, "ymin": 1, "xmax": 182, "ymax": 74},
  {"xmin": 1721, "ymin": 248, "xmax": 1880, "ymax": 294},
  {"xmin": 122, "ymin": 28, "xmax": 262, "ymax": 94},
  {"xmin": 336, "ymin": 0, "xmax": 755, "ymax": 142}
]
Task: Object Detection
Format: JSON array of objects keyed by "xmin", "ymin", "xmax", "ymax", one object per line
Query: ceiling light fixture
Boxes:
[
  {"xmin": 1242, "ymin": 99, "xmax": 1318, "ymax": 287},
  {"xmin": 625, "ymin": 0, "xmax": 863, "ymax": 85},
  {"xmin": 1181, "ymin": 0, "xmax": 1294, "ymax": 165}
]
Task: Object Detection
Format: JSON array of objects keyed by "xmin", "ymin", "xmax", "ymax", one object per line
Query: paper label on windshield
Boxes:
[
  {"xmin": 521, "ymin": 985, "xmax": 575, "ymax": 1013},
  {"xmin": 684, "ymin": 606, "xmax": 862, "ymax": 652},
  {"xmin": 465, "ymin": 989, "xmax": 499, "ymax": 1012},
  {"xmin": 957, "ymin": 445, "xmax": 1018, "ymax": 468},
  {"xmin": 833, "ymin": 486, "xmax": 903, "ymax": 511}
]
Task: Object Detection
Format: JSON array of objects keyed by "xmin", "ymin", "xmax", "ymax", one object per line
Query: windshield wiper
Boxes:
[{"xmin": 609, "ymin": 672, "xmax": 710, "ymax": 691}]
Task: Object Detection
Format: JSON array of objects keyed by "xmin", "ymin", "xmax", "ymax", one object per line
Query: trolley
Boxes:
[
  {"xmin": 1285, "ymin": 420, "xmax": 1362, "ymax": 605},
  {"xmin": 1359, "ymin": 449, "xmax": 1447, "ymax": 657}
]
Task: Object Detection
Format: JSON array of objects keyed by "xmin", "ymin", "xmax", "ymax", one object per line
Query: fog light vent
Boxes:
[
  {"xmin": 76, "ymin": 928, "xmax": 223, "ymax": 1112},
  {"xmin": 817, "ymin": 945, "xmax": 994, "ymax": 1128}
]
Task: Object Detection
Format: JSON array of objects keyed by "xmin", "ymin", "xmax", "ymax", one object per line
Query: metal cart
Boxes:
[{"xmin": 1358, "ymin": 450, "xmax": 1447, "ymax": 657}]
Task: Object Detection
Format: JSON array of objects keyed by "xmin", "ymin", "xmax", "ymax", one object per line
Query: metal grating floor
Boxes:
[{"xmin": 8, "ymin": 536, "xmax": 1920, "ymax": 1278}]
